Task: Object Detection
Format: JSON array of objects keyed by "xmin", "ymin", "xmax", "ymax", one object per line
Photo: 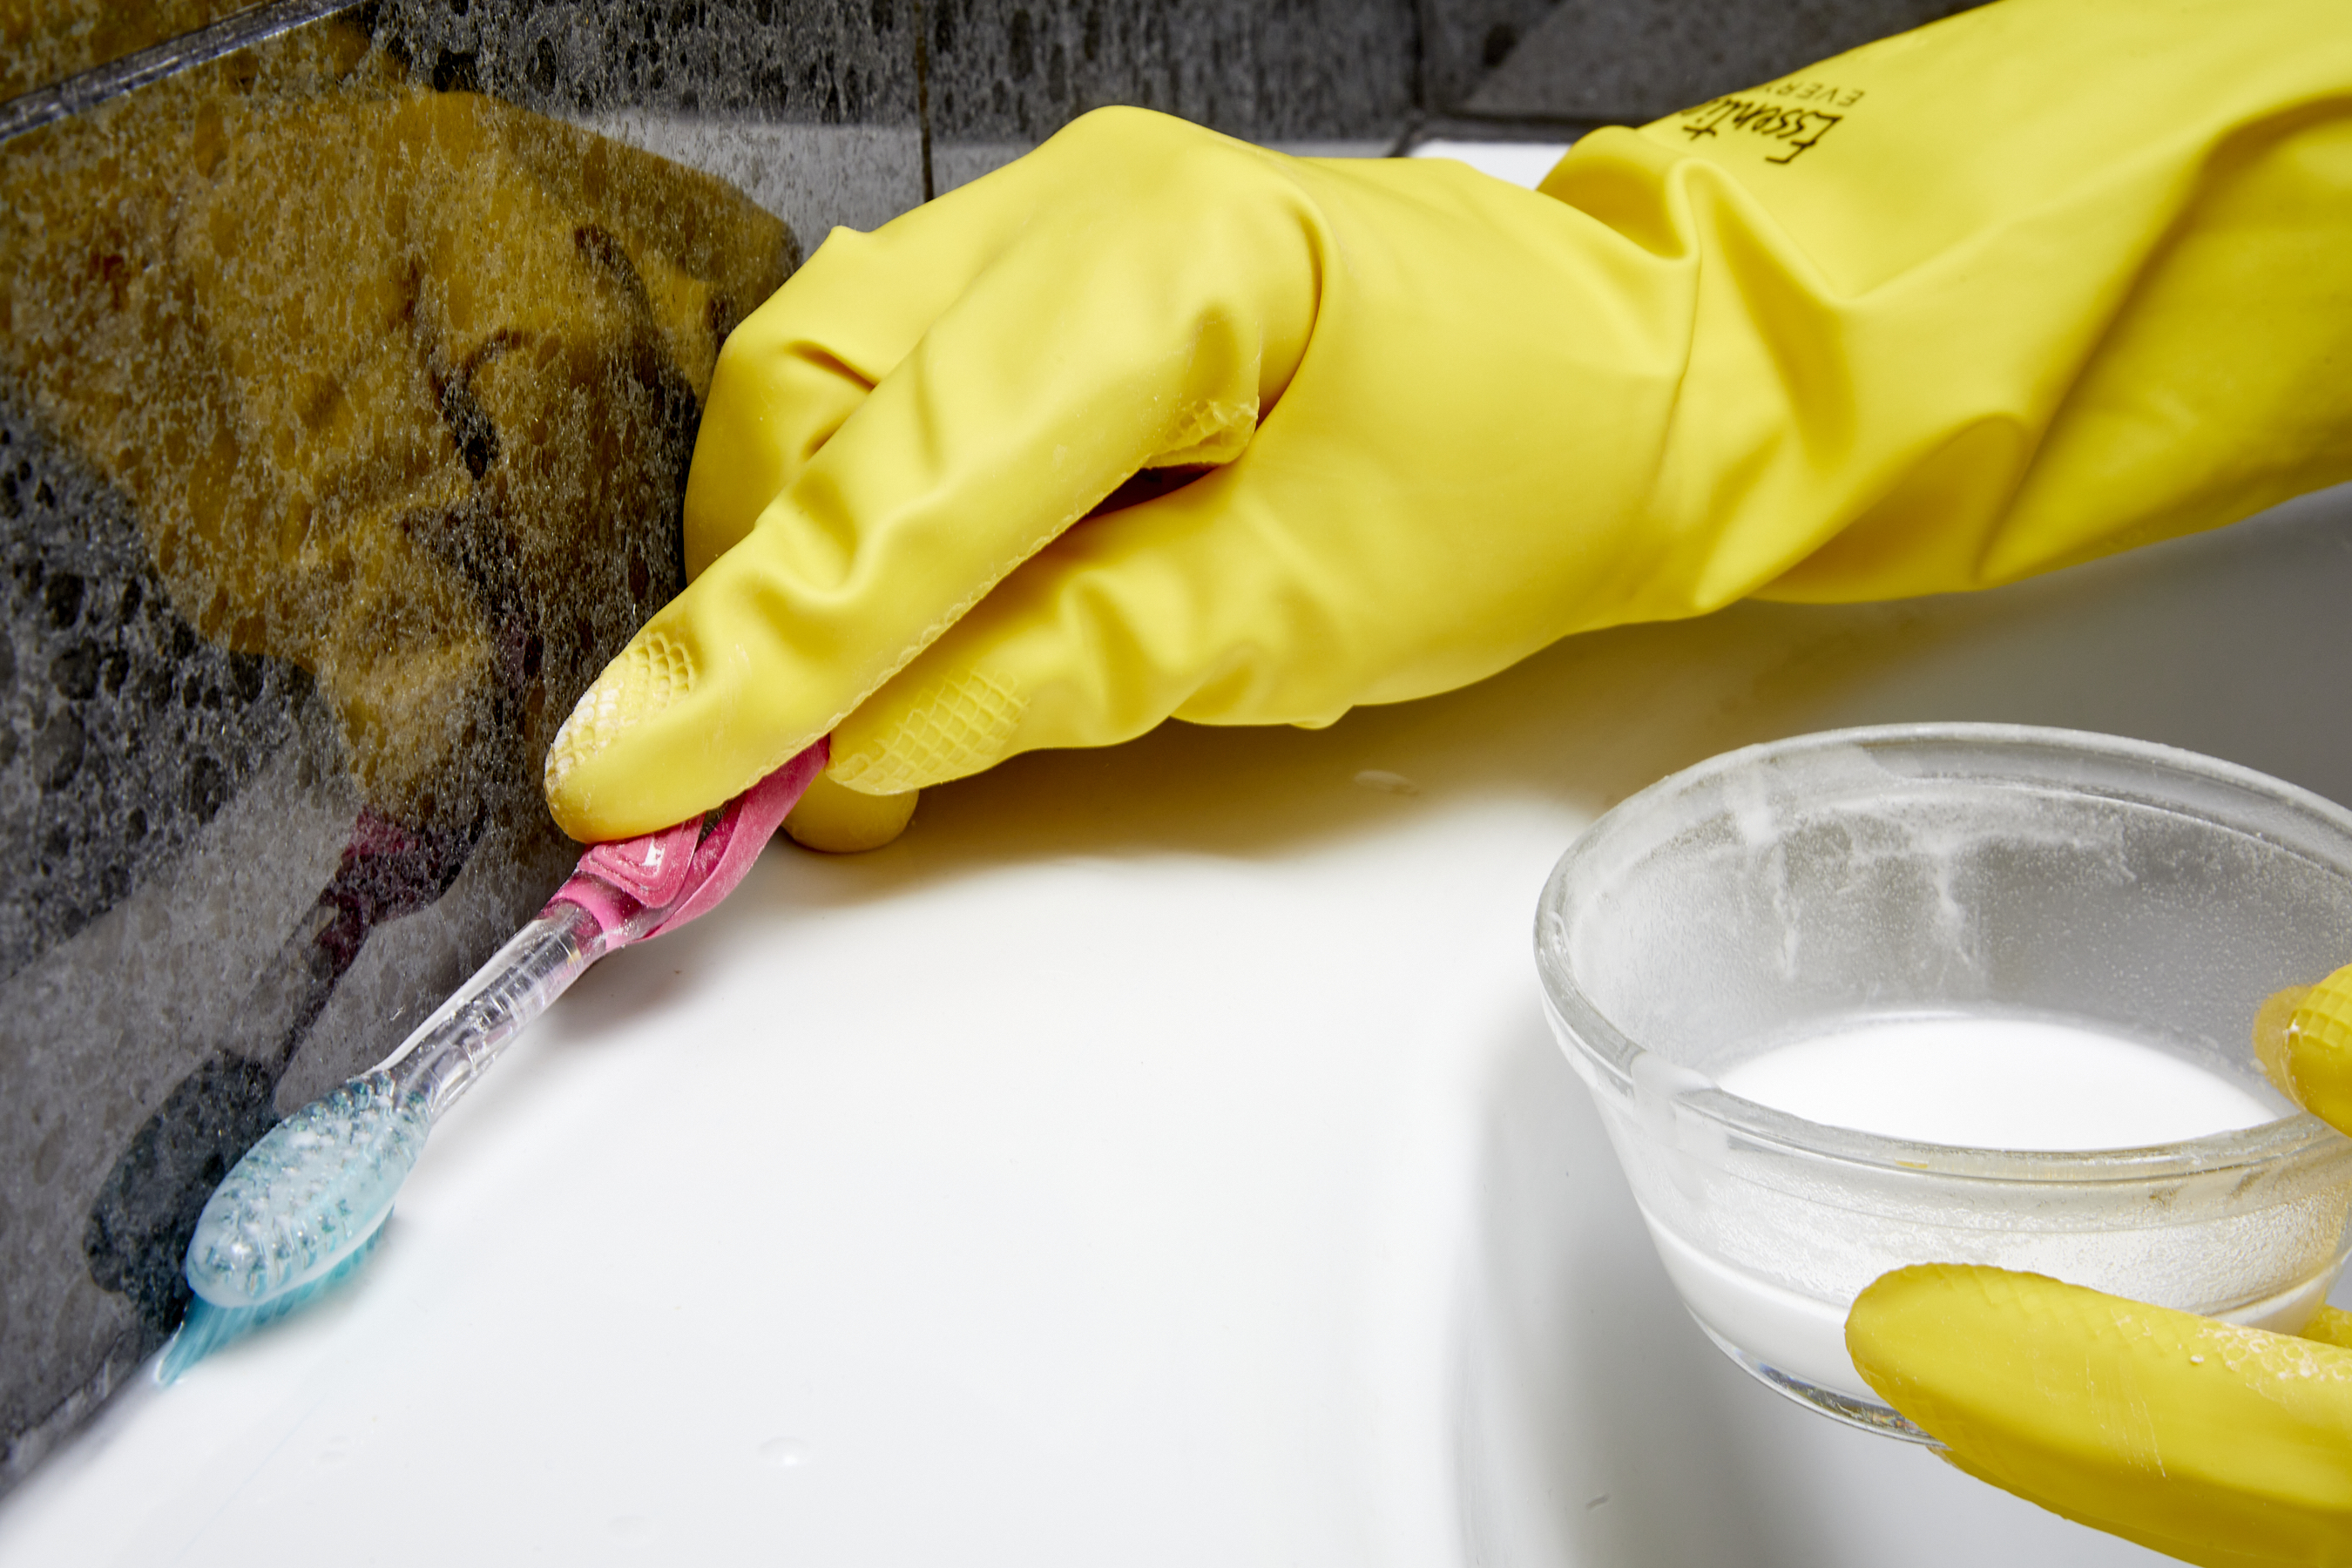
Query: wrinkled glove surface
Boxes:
[{"xmin": 545, "ymin": 0, "xmax": 2352, "ymax": 844}]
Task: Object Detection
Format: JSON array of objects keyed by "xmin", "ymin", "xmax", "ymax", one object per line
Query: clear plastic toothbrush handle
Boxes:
[{"xmin": 374, "ymin": 899, "xmax": 608, "ymax": 1122}]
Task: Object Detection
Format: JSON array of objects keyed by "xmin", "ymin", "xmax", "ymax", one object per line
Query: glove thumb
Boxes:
[{"xmin": 2255, "ymin": 963, "xmax": 2352, "ymax": 1132}]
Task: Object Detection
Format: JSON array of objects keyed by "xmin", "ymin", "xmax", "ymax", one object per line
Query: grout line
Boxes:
[
  {"xmin": 0, "ymin": 0, "xmax": 362, "ymax": 145},
  {"xmin": 912, "ymin": 0, "xmax": 936, "ymax": 203}
]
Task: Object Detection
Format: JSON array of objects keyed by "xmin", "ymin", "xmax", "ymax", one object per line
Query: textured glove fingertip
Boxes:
[
  {"xmin": 828, "ymin": 665, "xmax": 1030, "ymax": 794},
  {"xmin": 2285, "ymin": 964, "xmax": 2352, "ymax": 1132},
  {"xmin": 544, "ymin": 630, "xmax": 701, "ymax": 840}
]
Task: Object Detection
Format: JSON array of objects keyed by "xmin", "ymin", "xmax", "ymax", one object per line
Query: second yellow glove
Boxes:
[{"xmin": 1847, "ymin": 965, "xmax": 2352, "ymax": 1568}]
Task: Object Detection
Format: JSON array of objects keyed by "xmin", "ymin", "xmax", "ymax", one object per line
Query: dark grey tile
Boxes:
[
  {"xmin": 1419, "ymin": 0, "xmax": 1570, "ymax": 115},
  {"xmin": 1465, "ymin": 0, "xmax": 1989, "ymax": 125},
  {"xmin": 0, "ymin": 421, "xmax": 309, "ymax": 985},
  {"xmin": 923, "ymin": 0, "xmax": 1418, "ymax": 147},
  {"xmin": 2, "ymin": 7, "xmax": 810, "ymax": 1493},
  {"xmin": 360, "ymin": 3, "xmax": 933, "ymax": 236},
  {"xmin": 584, "ymin": 116, "xmax": 926, "ymax": 238},
  {"xmin": 933, "ymin": 138, "xmax": 1030, "ymax": 195},
  {"xmin": 0, "ymin": 691, "xmax": 358, "ymax": 1487},
  {"xmin": 361, "ymin": 0, "xmax": 920, "ymax": 123}
]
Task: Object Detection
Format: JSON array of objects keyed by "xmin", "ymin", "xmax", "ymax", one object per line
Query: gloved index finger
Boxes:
[{"xmin": 548, "ymin": 110, "xmax": 1321, "ymax": 841}]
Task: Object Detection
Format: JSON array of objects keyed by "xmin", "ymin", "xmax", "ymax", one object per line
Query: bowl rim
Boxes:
[{"xmin": 1535, "ymin": 721, "xmax": 2352, "ymax": 1186}]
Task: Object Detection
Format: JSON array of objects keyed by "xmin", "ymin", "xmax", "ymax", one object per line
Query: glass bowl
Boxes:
[{"xmin": 1534, "ymin": 723, "xmax": 2352, "ymax": 1439}]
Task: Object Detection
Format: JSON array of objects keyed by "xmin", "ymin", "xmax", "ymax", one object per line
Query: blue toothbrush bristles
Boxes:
[
  {"xmin": 159, "ymin": 898, "xmax": 618, "ymax": 1384},
  {"xmin": 162, "ymin": 1071, "xmax": 430, "ymax": 1382},
  {"xmin": 159, "ymin": 1217, "xmax": 389, "ymax": 1382}
]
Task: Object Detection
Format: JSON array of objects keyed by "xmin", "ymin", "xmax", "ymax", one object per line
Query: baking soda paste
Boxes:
[
  {"xmin": 1715, "ymin": 1014, "xmax": 2275, "ymax": 1151},
  {"xmin": 1650, "ymin": 1014, "xmax": 2308, "ymax": 1408}
]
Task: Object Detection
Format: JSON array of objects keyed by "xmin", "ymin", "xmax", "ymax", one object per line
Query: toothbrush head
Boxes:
[
  {"xmin": 159, "ymin": 1217, "xmax": 389, "ymax": 1382},
  {"xmin": 164, "ymin": 1073, "xmax": 429, "ymax": 1377},
  {"xmin": 157, "ymin": 745, "xmax": 829, "ymax": 1382}
]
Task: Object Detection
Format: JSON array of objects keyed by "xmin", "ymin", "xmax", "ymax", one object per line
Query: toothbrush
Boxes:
[{"xmin": 158, "ymin": 740, "xmax": 830, "ymax": 1381}]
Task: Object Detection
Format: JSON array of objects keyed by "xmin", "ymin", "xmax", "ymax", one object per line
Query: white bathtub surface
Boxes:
[
  {"xmin": 1409, "ymin": 136, "xmax": 1576, "ymax": 187},
  {"xmin": 11, "ymin": 476, "xmax": 2349, "ymax": 1568}
]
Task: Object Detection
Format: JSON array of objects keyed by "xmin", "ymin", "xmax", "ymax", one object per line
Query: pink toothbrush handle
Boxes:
[
  {"xmin": 375, "ymin": 740, "xmax": 830, "ymax": 1119},
  {"xmin": 549, "ymin": 738, "xmax": 829, "ymax": 948}
]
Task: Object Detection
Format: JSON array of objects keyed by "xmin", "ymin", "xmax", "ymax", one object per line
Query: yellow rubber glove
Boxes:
[
  {"xmin": 544, "ymin": 0, "xmax": 2352, "ymax": 843},
  {"xmin": 1848, "ymin": 965, "xmax": 2352, "ymax": 1568},
  {"xmin": 1849, "ymin": 1268, "xmax": 2352, "ymax": 1568}
]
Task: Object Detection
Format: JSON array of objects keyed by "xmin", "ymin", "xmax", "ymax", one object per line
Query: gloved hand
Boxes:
[
  {"xmin": 544, "ymin": 0, "xmax": 2352, "ymax": 846},
  {"xmin": 1848, "ymin": 966, "xmax": 2352, "ymax": 1568}
]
